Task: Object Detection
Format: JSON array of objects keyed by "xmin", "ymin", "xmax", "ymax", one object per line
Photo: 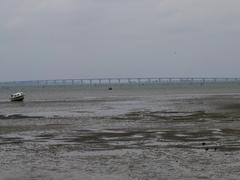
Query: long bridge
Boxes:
[{"xmin": 1, "ymin": 77, "xmax": 240, "ymax": 87}]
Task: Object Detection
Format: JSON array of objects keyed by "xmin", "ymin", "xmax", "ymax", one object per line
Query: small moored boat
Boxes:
[{"xmin": 10, "ymin": 92, "xmax": 24, "ymax": 101}]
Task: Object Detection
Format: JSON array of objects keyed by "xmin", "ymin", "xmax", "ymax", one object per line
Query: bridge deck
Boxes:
[{"xmin": 1, "ymin": 78, "xmax": 240, "ymax": 87}]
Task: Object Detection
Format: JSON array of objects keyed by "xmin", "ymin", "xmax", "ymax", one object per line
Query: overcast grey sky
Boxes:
[{"xmin": 1, "ymin": 0, "xmax": 240, "ymax": 81}]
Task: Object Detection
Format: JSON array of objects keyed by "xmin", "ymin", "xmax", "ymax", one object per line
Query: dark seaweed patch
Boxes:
[
  {"xmin": 0, "ymin": 114, "xmax": 43, "ymax": 120},
  {"xmin": 36, "ymin": 133, "xmax": 56, "ymax": 139},
  {"xmin": 0, "ymin": 136, "xmax": 24, "ymax": 144}
]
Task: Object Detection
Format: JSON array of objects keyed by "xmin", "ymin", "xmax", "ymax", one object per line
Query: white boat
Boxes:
[{"xmin": 10, "ymin": 92, "xmax": 24, "ymax": 101}]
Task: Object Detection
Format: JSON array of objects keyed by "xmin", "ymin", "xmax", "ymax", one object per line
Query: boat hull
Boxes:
[
  {"xmin": 11, "ymin": 96, "xmax": 24, "ymax": 101},
  {"xmin": 10, "ymin": 92, "xmax": 24, "ymax": 102}
]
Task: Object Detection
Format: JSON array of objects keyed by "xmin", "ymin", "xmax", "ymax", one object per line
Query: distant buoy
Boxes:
[{"xmin": 108, "ymin": 87, "xmax": 112, "ymax": 90}]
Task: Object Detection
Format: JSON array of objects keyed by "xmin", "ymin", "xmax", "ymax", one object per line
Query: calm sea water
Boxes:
[
  {"xmin": 1, "ymin": 84, "xmax": 240, "ymax": 180},
  {"xmin": 1, "ymin": 84, "xmax": 239, "ymax": 116}
]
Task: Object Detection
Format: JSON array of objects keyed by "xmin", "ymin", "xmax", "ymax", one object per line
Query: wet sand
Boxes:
[{"xmin": 1, "ymin": 87, "xmax": 240, "ymax": 179}]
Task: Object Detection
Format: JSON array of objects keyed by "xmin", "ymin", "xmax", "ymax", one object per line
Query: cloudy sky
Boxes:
[{"xmin": 1, "ymin": 0, "xmax": 240, "ymax": 81}]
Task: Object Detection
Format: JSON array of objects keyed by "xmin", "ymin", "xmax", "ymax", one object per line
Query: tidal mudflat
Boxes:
[{"xmin": 1, "ymin": 86, "xmax": 240, "ymax": 179}]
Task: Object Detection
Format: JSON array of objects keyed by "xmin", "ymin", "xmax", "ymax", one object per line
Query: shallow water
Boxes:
[{"xmin": 1, "ymin": 85, "xmax": 240, "ymax": 179}]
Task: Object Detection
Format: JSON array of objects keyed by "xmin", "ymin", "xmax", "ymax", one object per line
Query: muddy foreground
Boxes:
[{"xmin": 1, "ymin": 93, "xmax": 240, "ymax": 180}]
